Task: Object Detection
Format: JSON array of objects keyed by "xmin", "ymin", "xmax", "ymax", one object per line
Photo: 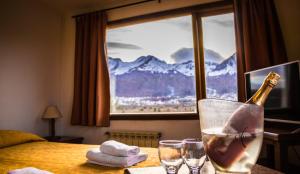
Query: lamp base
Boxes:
[
  {"xmin": 46, "ymin": 136, "xmax": 62, "ymax": 141},
  {"xmin": 49, "ymin": 118, "xmax": 56, "ymax": 137}
]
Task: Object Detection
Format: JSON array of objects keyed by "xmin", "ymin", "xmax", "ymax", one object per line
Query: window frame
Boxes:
[{"xmin": 107, "ymin": 0, "xmax": 234, "ymax": 120}]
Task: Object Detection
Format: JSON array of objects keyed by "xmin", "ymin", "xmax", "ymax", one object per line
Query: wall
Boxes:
[
  {"xmin": 0, "ymin": 0, "xmax": 63, "ymax": 135},
  {"xmin": 274, "ymin": 0, "xmax": 300, "ymax": 61},
  {"xmin": 71, "ymin": 0, "xmax": 221, "ymax": 21}
]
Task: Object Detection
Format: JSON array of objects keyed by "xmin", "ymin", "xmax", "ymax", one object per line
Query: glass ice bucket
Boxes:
[{"xmin": 198, "ymin": 99, "xmax": 264, "ymax": 174}]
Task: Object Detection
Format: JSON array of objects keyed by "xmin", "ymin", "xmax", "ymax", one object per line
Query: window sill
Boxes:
[{"xmin": 109, "ymin": 113, "xmax": 199, "ymax": 120}]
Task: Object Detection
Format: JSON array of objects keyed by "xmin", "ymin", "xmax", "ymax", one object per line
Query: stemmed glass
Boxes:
[
  {"xmin": 158, "ymin": 140, "xmax": 184, "ymax": 174},
  {"xmin": 182, "ymin": 138, "xmax": 206, "ymax": 174}
]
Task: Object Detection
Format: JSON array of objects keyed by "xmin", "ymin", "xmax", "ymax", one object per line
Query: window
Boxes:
[
  {"xmin": 107, "ymin": 15, "xmax": 197, "ymax": 114},
  {"xmin": 202, "ymin": 13, "xmax": 237, "ymax": 101},
  {"xmin": 106, "ymin": 3, "xmax": 237, "ymax": 118}
]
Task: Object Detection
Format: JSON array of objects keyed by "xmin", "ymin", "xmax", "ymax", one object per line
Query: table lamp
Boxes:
[{"xmin": 42, "ymin": 105, "xmax": 62, "ymax": 138}]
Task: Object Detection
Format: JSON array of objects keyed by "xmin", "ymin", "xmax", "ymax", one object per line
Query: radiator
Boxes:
[{"xmin": 105, "ymin": 131, "xmax": 161, "ymax": 148}]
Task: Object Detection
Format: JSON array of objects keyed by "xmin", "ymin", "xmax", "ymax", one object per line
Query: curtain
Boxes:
[
  {"xmin": 234, "ymin": 0, "xmax": 287, "ymax": 101},
  {"xmin": 71, "ymin": 12, "xmax": 110, "ymax": 126}
]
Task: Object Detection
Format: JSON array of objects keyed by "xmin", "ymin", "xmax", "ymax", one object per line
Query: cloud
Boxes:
[
  {"xmin": 117, "ymin": 28, "xmax": 132, "ymax": 33},
  {"xmin": 171, "ymin": 48, "xmax": 194, "ymax": 63},
  {"xmin": 171, "ymin": 20, "xmax": 191, "ymax": 31},
  {"xmin": 210, "ymin": 19, "xmax": 234, "ymax": 27},
  {"xmin": 107, "ymin": 42, "xmax": 142, "ymax": 50},
  {"xmin": 107, "ymin": 51, "xmax": 120, "ymax": 55},
  {"xmin": 163, "ymin": 17, "xmax": 192, "ymax": 31}
]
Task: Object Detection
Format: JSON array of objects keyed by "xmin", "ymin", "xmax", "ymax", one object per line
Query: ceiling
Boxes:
[{"xmin": 40, "ymin": 0, "xmax": 151, "ymax": 13}]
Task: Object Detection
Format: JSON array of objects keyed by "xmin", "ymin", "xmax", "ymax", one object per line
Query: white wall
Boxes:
[{"xmin": 0, "ymin": 0, "xmax": 63, "ymax": 136}]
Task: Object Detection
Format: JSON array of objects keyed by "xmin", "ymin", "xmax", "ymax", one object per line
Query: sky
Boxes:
[{"xmin": 107, "ymin": 13, "xmax": 236, "ymax": 64}]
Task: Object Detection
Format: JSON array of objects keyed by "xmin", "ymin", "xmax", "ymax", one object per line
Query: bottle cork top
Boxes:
[{"xmin": 265, "ymin": 72, "xmax": 280, "ymax": 87}]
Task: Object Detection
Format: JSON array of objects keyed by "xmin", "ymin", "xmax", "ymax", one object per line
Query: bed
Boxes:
[
  {"xmin": 0, "ymin": 130, "xmax": 159, "ymax": 174},
  {"xmin": 0, "ymin": 130, "xmax": 282, "ymax": 174}
]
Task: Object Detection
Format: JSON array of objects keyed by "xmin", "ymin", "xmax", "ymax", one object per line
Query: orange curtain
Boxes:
[
  {"xmin": 234, "ymin": 0, "xmax": 287, "ymax": 102},
  {"xmin": 71, "ymin": 12, "xmax": 110, "ymax": 126}
]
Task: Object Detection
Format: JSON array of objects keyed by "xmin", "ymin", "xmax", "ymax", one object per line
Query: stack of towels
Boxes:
[{"xmin": 86, "ymin": 140, "xmax": 148, "ymax": 167}]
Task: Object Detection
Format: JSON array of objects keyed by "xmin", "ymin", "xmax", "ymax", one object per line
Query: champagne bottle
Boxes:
[{"xmin": 206, "ymin": 72, "xmax": 280, "ymax": 169}]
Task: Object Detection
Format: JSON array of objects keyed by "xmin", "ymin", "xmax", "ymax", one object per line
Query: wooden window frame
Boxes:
[{"xmin": 108, "ymin": 0, "xmax": 234, "ymax": 120}]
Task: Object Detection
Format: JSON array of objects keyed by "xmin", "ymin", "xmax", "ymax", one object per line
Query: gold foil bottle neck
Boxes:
[
  {"xmin": 265, "ymin": 71, "xmax": 280, "ymax": 87},
  {"xmin": 247, "ymin": 71, "xmax": 280, "ymax": 105}
]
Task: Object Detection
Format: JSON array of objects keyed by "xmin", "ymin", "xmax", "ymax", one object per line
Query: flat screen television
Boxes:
[{"xmin": 245, "ymin": 61, "xmax": 300, "ymax": 124}]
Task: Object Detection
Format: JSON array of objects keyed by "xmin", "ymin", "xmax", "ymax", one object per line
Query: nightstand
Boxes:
[{"xmin": 44, "ymin": 136, "xmax": 84, "ymax": 144}]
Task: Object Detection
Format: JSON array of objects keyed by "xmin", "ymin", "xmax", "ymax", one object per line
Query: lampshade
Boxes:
[{"xmin": 42, "ymin": 105, "xmax": 62, "ymax": 119}]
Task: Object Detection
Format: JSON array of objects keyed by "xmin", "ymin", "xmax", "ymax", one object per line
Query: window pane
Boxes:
[
  {"xmin": 202, "ymin": 13, "xmax": 237, "ymax": 101},
  {"xmin": 107, "ymin": 15, "xmax": 196, "ymax": 114}
]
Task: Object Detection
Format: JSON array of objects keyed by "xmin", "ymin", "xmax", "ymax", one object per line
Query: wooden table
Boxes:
[
  {"xmin": 200, "ymin": 161, "xmax": 283, "ymax": 174},
  {"xmin": 125, "ymin": 162, "xmax": 283, "ymax": 174}
]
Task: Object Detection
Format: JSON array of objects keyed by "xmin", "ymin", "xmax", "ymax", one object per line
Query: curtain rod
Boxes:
[{"xmin": 72, "ymin": 0, "xmax": 161, "ymax": 18}]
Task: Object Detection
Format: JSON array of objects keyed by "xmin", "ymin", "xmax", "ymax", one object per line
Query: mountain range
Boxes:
[{"xmin": 108, "ymin": 49, "xmax": 237, "ymax": 98}]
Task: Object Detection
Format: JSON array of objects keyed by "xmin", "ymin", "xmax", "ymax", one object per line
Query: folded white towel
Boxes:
[
  {"xmin": 86, "ymin": 148, "xmax": 147, "ymax": 167},
  {"xmin": 8, "ymin": 167, "xmax": 53, "ymax": 174},
  {"xmin": 100, "ymin": 140, "xmax": 140, "ymax": 157}
]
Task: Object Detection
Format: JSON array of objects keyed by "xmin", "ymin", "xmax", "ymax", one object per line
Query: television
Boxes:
[{"xmin": 245, "ymin": 61, "xmax": 300, "ymax": 124}]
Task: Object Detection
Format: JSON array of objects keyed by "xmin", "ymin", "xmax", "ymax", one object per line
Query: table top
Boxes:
[
  {"xmin": 201, "ymin": 161, "xmax": 283, "ymax": 174},
  {"xmin": 126, "ymin": 162, "xmax": 283, "ymax": 174}
]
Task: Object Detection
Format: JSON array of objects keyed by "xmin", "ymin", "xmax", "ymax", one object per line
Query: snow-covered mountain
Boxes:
[
  {"xmin": 108, "ymin": 49, "xmax": 232, "ymax": 77},
  {"xmin": 109, "ymin": 55, "xmax": 193, "ymax": 76},
  {"xmin": 174, "ymin": 60, "xmax": 194, "ymax": 76},
  {"xmin": 208, "ymin": 53, "xmax": 236, "ymax": 76},
  {"xmin": 204, "ymin": 49, "xmax": 225, "ymax": 73},
  {"xmin": 108, "ymin": 49, "xmax": 237, "ymax": 98},
  {"xmin": 205, "ymin": 53, "xmax": 237, "ymax": 100},
  {"xmin": 130, "ymin": 55, "xmax": 173, "ymax": 74},
  {"xmin": 204, "ymin": 49, "xmax": 224, "ymax": 64}
]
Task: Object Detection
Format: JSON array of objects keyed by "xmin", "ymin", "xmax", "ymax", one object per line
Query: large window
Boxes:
[
  {"xmin": 107, "ymin": 15, "xmax": 197, "ymax": 114},
  {"xmin": 106, "ymin": 5, "xmax": 237, "ymax": 117},
  {"xmin": 202, "ymin": 13, "xmax": 237, "ymax": 101}
]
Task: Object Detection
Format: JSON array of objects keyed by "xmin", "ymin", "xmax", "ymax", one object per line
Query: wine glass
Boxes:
[
  {"xmin": 182, "ymin": 138, "xmax": 206, "ymax": 174},
  {"xmin": 158, "ymin": 140, "xmax": 184, "ymax": 174}
]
